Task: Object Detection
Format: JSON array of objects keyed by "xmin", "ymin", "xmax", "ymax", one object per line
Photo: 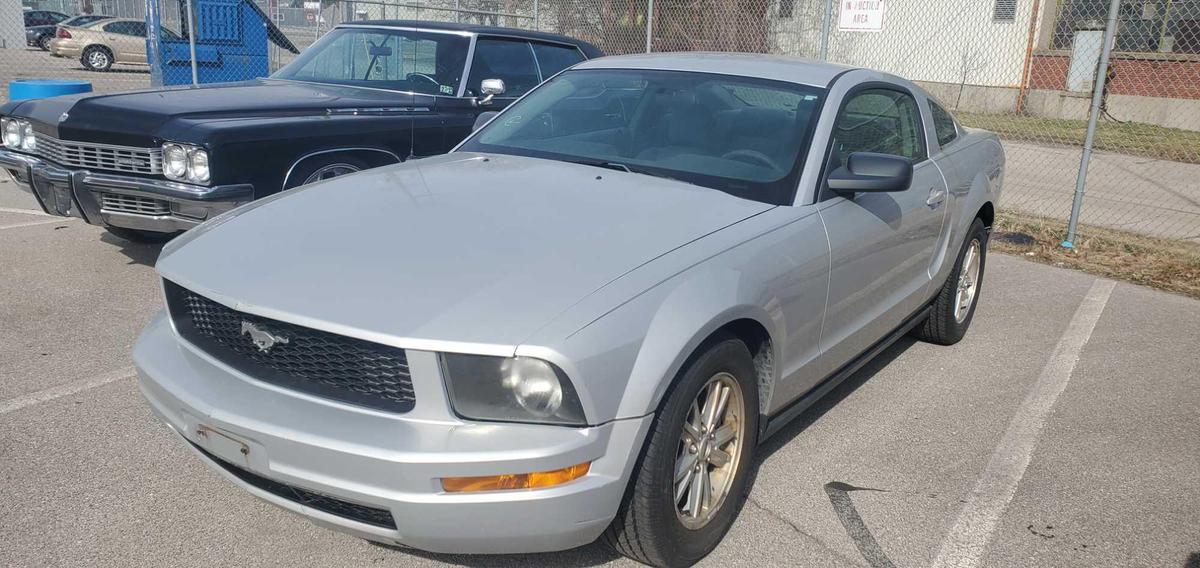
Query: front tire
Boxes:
[
  {"xmin": 285, "ymin": 155, "xmax": 370, "ymax": 189},
  {"xmin": 912, "ymin": 217, "xmax": 989, "ymax": 345},
  {"xmin": 605, "ymin": 334, "xmax": 759, "ymax": 567},
  {"xmin": 81, "ymin": 45, "xmax": 113, "ymax": 72}
]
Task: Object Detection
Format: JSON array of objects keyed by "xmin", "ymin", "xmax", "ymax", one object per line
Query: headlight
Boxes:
[
  {"xmin": 19, "ymin": 121, "xmax": 35, "ymax": 151},
  {"xmin": 2, "ymin": 118, "xmax": 25, "ymax": 148},
  {"xmin": 162, "ymin": 142, "xmax": 210, "ymax": 184},
  {"xmin": 163, "ymin": 144, "xmax": 188, "ymax": 179},
  {"xmin": 440, "ymin": 354, "xmax": 586, "ymax": 425},
  {"xmin": 188, "ymin": 147, "xmax": 209, "ymax": 183}
]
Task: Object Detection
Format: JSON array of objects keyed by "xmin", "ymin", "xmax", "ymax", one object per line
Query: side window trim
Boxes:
[{"xmin": 816, "ymin": 81, "xmax": 930, "ymax": 202}]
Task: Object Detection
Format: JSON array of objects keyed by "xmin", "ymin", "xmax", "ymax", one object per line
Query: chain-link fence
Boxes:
[{"xmin": 3, "ymin": 0, "xmax": 1199, "ymax": 243}]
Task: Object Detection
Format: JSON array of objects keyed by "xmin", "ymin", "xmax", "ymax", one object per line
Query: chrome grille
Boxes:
[
  {"xmin": 100, "ymin": 193, "xmax": 170, "ymax": 216},
  {"xmin": 33, "ymin": 134, "xmax": 162, "ymax": 175}
]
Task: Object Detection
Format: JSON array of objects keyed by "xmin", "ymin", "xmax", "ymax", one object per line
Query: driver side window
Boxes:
[
  {"xmin": 832, "ymin": 88, "xmax": 925, "ymax": 162},
  {"xmin": 466, "ymin": 38, "xmax": 539, "ymax": 98}
]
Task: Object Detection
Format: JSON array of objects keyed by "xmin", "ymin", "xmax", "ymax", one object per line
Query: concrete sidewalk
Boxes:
[{"xmin": 1002, "ymin": 141, "xmax": 1200, "ymax": 241}]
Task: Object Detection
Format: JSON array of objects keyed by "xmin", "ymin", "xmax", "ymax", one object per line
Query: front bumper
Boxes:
[
  {"xmin": 0, "ymin": 146, "xmax": 252, "ymax": 233},
  {"xmin": 134, "ymin": 312, "xmax": 652, "ymax": 554}
]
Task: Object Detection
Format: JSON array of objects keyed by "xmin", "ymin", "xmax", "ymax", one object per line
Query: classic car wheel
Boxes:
[
  {"xmin": 104, "ymin": 227, "xmax": 177, "ymax": 244},
  {"xmin": 81, "ymin": 46, "xmax": 113, "ymax": 72},
  {"xmin": 605, "ymin": 333, "xmax": 759, "ymax": 567},
  {"xmin": 38, "ymin": 35, "xmax": 52, "ymax": 51},
  {"xmin": 286, "ymin": 155, "xmax": 370, "ymax": 189},
  {"xmin": 912, "ymin": 217, "xmax": 989, "ymax": 346}
]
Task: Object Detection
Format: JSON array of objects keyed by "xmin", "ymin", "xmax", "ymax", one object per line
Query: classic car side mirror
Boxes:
[
  {"xmin": 827, "ymin": 152, "xmax": 913, "ymax": 193},
  {"xmin": 477, "ymin": 78, "xmax": 506, "ymax": 106},
  {"xmin": 473, "ymin": 111, "xmax": 499, "ymax": 132}
]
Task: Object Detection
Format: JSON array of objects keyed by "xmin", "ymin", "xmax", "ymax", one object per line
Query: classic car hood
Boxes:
[
  {"xmin": 11, "ymin": 79, "xmax": 415, "ymax": 146},
  {"xmin": 157, "ymin": 152, "xmax": 773, "ymax": 351}
]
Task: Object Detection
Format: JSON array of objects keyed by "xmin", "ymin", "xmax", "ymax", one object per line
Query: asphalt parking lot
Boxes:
[{"xmin": 1, "ymin": 176, "xmax": 1198, "ymax": 568}]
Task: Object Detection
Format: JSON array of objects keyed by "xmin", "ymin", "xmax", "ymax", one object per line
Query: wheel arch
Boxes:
[
  {"xmin": 613, "ymin": 271, "xmax": 783, "ymax": 421},
  {"xmin": 281, "ymin": 147, "xmax": 402, "ymax": 188}
]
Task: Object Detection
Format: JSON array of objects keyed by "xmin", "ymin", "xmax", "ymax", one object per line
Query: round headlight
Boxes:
[
  {"xmin": 188, "ymin": 148, "xmax": 209, "ymax": 183},
  {"xmin": 163, "ymin": 144, "xmax": 188, "ymax": 179},
  {"xmin": 19, "ymin": 122, "xmax": 36, "ymax": 151},
  {"xmin": 2, "ymin": 120, "xmax": 22, "ymax": 148},
  {"xmin": 500, "ymin": 357, "xmax": 563, "ymax": 417}
]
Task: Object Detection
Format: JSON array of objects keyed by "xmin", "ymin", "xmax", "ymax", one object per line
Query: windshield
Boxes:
[
  {"xmin": 459, "ymin": 69, "xmax": 825, "ymax": 204},
  {"xmin": 273, "ymin": 28, "xmax": 469, "ymax": 96}
]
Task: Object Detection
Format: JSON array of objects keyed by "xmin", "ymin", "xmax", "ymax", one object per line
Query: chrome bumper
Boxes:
[{"xmin": 0, "ymin": 146, "xmax": 253, "ymax": 233}]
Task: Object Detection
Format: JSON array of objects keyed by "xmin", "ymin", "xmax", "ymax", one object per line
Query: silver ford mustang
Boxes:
[{"xmin": 134, "ymin": 53, "xmax": 1003, "ymax": 566}]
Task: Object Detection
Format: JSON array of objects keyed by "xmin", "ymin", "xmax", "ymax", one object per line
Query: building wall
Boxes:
[{"xmin": 768, "ymin": 0, "xmax": 1045, "ymax": 87}]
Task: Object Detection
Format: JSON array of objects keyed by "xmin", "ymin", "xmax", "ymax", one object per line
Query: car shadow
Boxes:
[
  {"xmin": 755, "ymin": 335, "xmax": 918, "ymax": 463},
  {"xmin": 99, "ymin": 232, "xmax": 164, "ymax": 266},
  {"xmin": 368, "ymin": 539, "xmax": 621, "ymax": 567}
]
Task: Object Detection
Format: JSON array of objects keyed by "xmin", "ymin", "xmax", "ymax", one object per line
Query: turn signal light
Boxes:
[{"xmin": 441, "ymin": 462, "xmax": 591, "ymax": 493}]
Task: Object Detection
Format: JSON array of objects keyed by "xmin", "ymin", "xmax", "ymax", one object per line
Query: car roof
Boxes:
[
  {"xmin": 574, "ymin": 52, "xmax": 859, "ymax": 88},
  {"xmin": 341, "ymin": 20, "xmax": 603, "ymax": 57}
]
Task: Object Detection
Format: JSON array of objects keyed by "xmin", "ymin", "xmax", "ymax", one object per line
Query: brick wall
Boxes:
[{"xmin": 1029, "ymin": 53, "xmax": 1200, "ymax": 99}]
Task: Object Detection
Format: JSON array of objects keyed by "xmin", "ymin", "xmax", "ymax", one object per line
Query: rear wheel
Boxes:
[
  {"xmin": 104, "ymin": 226, "xmax": 176, "ymax": 244},
  {"xmin": 81, "ymin": 46, "xmax": 113, "ymax": 72},
  {"xmin": 912, "ymin": 217, "xmax": 989, "ymax": 345},
  {"xmin": 604, "ymin": 334, "xmax": 759, "ymax": 567}
]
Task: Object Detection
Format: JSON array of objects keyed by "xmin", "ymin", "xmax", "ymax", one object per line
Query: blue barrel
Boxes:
[{"xmin": 8, "ymin": 79, "xmax": 92, "ymax": 101}]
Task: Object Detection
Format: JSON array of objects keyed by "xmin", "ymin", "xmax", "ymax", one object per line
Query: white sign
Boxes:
[
  {"xmin": 303, "ymin": 2, "xmax": 320, "ymax": 10},
  {"xmin": 839, "ymin": 0, "xmax": 886, "ymax": 32}
]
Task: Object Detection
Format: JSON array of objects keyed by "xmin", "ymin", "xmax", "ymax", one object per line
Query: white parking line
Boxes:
[
  {"xmin": 0, "ymin": 207, "xmax": 51, "ymax": 217},
  {"xmin": 0, "ymin": 218, "xmax": 72, "ymax": 230},
  {"xmin": 0, "ymin": 367, "xmax": 136, "ymax": 416},
  {"xmin": 931, "ymin": 278, "xmax": 1116, "ymax": 568}
]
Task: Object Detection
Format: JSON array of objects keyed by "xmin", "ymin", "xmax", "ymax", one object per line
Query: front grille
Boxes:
[
  {"xmin": 190, "ymin": 442, "xmax": 398, "ymax": 529},
  {"xmin": 164, "ymin": 280, "xmax": 416, "ymax": 413},
  {"xmin": 34, "ymin": 133, "xmax": 162, "ymax": 175},
  {"xmin": 100, "ymin": 192, "xmax": 170, "ymax": 215}
]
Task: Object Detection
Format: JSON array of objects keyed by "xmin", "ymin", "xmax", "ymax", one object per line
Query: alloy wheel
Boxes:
[
  {"xmin": 955, "ymin": 238, "xmax": 982, "ymax": 323},
  {"xmin": 88, "ymin": 50, "xmax": 109, "ymax": 69},
  {"xmin": 674, "ymin": 372, "xmax": 744, "ymax": 530}
]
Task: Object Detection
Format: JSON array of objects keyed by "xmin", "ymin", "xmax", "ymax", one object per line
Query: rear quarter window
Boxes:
[
  {"xmin": 531, "ymin": 43, "xmax": 585, "ymax": 78},
  {"xmin": 930, "ymin": 101, "xmax": 960, "ymax": 148}
]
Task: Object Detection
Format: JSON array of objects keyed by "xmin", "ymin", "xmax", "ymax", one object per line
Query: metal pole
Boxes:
[
  {"xmin": 145, "ymin": 0, "xmax": 164, "ymax": 86},
  {"xmin": 819, "ymin": 0, "xmax": 834, "ymax": 60},
  {"xmin": 645, "ymin": 0, "xmax": 654, "ymax": 53},
  {"xmin": 1063, "ymin": 0, "xmax": 1120, "ymax": 248},
  {"xmin": 185, "ymin": 0, "xmax": 198, "ymax": 85},
  {"xmin": 533, "ymin": 0, "xmax": 539, "ymax": 30}
]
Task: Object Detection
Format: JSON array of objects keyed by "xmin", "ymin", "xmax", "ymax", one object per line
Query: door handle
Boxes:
[{"xmin": 926, "ymin": 188, "xmax": 946, "ymax": 207}]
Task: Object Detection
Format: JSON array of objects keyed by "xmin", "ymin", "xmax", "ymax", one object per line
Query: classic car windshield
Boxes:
[
  {"xmin": 459, "ymin": 69, "xmax": 825, "ymax": 204},
  {"xmin": 273, "ymin": 28, "xmax": 469, "ymax": 96}
]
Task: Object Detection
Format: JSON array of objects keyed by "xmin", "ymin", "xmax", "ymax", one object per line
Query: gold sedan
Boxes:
[{"xmin": 50, "ymin": 18, "xmax": 181, "ymax": 71}]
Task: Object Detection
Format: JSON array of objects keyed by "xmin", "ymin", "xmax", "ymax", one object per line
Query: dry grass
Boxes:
[
  {"xmin": 992, "ymin": 210, "xmax": 1200, "ymax": 299},
  {"xmin": 958, "ymin": 112, "xmax": 1200, "ymax": 165}
]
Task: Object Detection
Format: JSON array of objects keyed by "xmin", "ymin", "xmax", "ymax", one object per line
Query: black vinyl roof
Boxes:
[{"xmin": 342, "ymin": 20, "xmax": 603, "ymax": 58}]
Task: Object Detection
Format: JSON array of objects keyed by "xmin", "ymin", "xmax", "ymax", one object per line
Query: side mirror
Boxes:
[
  {"xmin": 473, "ymin": 111, "xmax": 499, "ymax": 132},
  {"xmin": 827, "ymin": 152, "xmax": 913, "ymax": 193},
  {"xmin": 477, "ymin": 78, "xmax": 506, "ymax": 106}
]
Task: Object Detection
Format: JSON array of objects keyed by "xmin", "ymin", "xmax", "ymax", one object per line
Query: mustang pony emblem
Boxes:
[{"xmin": 240, "ymin": 321, "xmax": 290, "ymax": 352}]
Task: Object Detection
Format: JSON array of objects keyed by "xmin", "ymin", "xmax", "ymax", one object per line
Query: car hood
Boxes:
[
  {"xmin": 157, "ymin": 152, "xmax": 773, "ymax": 352},
  {"xmin": 9, "ymin": 79, "xmax": 416, "ymax": 146}
]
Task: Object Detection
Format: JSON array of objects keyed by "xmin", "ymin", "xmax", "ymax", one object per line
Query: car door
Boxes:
[
  {"xmin": 816, "ymin": 85, "xmax": 949, "ymax": 374},
  {"xmin": 441, "ymin": 36, "xmax": 546, "ymax": 151}
]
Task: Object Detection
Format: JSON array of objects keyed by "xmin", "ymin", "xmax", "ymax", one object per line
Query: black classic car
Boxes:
[{"xmin": 0, "ymin": 21, "xmax": 601, "ymax": 242}]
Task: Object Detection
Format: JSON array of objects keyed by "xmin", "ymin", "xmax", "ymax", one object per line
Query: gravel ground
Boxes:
[{"xmin": 1, "ymin": 177, "xmax": 1198, "ymax": 568}]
